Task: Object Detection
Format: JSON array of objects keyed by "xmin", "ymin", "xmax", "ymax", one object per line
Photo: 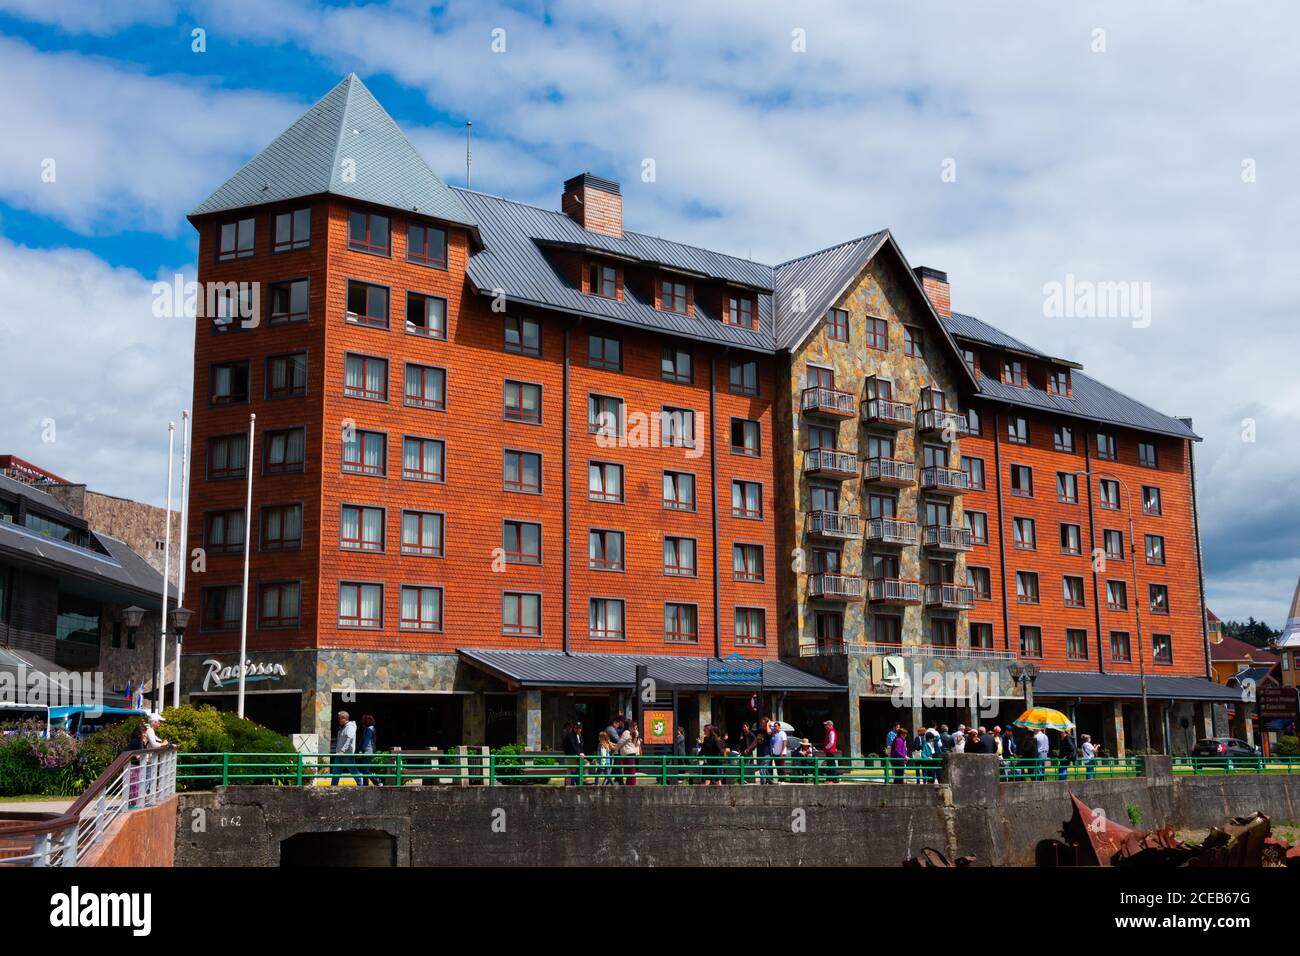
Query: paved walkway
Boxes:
[{"xmin": 0, "ymin": 798, "xmax": 74, "ymax": 814}]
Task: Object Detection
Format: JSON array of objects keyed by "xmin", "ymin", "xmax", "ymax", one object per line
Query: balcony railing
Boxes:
[
  {"xmin": 861, "ymin": 398, "xmax": 913, "ymax": 429},
  {"xmin": 868, "ymin": 578, "xmax": 923, "ymax": 605},
  {"xmin": 916, "ymin": 408, "xmax": 969, "ymax": 437},
  {"xmin": 864, "ymin": 517, "xmax": 918, "ymax": 546},
  {"xmin": 798, "ymin": 641, "xmax": 1019, "ymax": 662},
  {"xmin": 923, "ymin": 524, "xmax": 973, "ymax": 551},
  {"xmin": 807, "ymin": 573, "xmax": 865, "ymax": 601},
  {"xmin": 919, "ymin": 466, "xmax": 968, "ymax": 493},
  {"xmin": 925, "ymin": 582, "xmax": 976, "ymax": 610},
  {"xmin": 803, "ymin": 448, "xmax": 857, "ymax": 478},
  {"xmin": 863, "ymin": 457, "xmax": 916, "ymax": 486},
  {"xmin": 801, "ymin": 386, "xmax": 857, "ymax": 419},
  {"xmin": 805, "ymin": 510, "xmax": 861, "ymax": 540}
]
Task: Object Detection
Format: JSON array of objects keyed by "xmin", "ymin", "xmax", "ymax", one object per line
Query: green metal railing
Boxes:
[
  {"xmin": 1171, "ymin": 756, "xmax": 1300, "ymax": 775},
  {"xmin": 998, "ymin": 756, "xmax": 1144, "ymax": 782}
]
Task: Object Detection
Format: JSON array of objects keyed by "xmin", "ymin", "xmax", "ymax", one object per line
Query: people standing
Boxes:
[
  {"xmin": 1057, "ymin": 729, "xmax": 1077, "ymax": 781},
  {"xmin": 617, "ymin": 719, "xmax": 641, "ymax": 786},
  {"xmin": 1081, "ymin": 733, "xmax": 1097, "ymax": 778},
  {"xmin": 698, "ymin": 725, "xmax": 724, "ymax": 786},
  {"xmin": 357, "ymin": 714, "xmax": 379, "ymax": 786},
  {"xmin": 331, "ymin": 710, "xmax": 362, "ymax": 786},
  {"xmin": 822, "ymin": 720, "xmax": 840, "ymax": 780},
  {"xmin": 951, "ymin": 724, "xmax": 967, "ymax": 754},
  {"xmin": 769, "ymin": 720, "xmax": 788, "ymax": 783},
  {"xmin": 939, "ymin": 724, "xmax": 954, "ymax": 753},
  {"xmin": 596, "ymin": 730, "xmax": 616, "ymax": 785},
  {"xmin": 889, "ymin": 725, "xmax": 909, "ymax": 782},
  {"xmin": 562, "ymin": 721, "xmax": 585, "ymax": 785}
]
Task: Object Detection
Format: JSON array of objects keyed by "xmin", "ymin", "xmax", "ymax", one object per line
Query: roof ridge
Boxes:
[
  {"xmin": 774, "ymin": 230, "xmax": 888, "ymax": 269},
  {"xmin": 328, "ymin": 73, "xmax": 357, "ymax": 191},
  {"xmin": 948, "ymin": 310, "xmax": 1045, "ymax": 355}
]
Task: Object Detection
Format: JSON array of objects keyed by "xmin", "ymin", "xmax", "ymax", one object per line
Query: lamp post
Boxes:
[
  {"xmin": 120, "ymin": 605, "xmax": 147, "ymax": 707},
  {"xmin": 168, "ymin": 606, "xmax": 193, "ymax": 709},
  {"xmin": 1010, "ymin": 662, "xmax": 1039, "ymax": 707}
]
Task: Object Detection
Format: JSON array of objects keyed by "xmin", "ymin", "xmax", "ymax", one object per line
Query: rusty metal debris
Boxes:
[{"xmin": 903, "ymin": 847, "xmax": 975, "ymax": 867}]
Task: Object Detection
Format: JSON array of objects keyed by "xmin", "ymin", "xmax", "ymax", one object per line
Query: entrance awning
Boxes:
[
  {"xmin": 457, "ymin": 648, "xmax": 845, "ymax": 693},
  {"xmin": 1033, "ymin": 670, "xmax": 1239, "ymax": 702}
]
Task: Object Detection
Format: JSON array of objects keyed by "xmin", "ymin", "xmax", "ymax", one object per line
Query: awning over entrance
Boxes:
[
  {"xmin": 457, "ymin": 648, "xmax": 845, "ymax": 693},
  {"xmin": 1034, "ymin": 670, "xmax": 1239, "ymax": 702}
]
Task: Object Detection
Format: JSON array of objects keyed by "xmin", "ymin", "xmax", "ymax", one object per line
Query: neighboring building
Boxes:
[
  {"xmin": 1209, "ymin": 626, "xmax": 1279, "ymax": 685},
  {"xmin": 1278, "ymin": 578, "xmax": 1300, "ymax": 690},
  {"xmin": 181, "ymin": 74, "xmax": 1226, "ymax": 754}
]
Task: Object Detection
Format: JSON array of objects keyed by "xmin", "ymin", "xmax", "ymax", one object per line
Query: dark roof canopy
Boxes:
[{"xmin": 1034, "ymin": 670, "xmax": 1238, "ymax": 702}]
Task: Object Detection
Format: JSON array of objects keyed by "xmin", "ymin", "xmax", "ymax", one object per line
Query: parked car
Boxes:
[{"xmin": 1191, "ymin": 737, "xmax": 1260, "ymax": 757}]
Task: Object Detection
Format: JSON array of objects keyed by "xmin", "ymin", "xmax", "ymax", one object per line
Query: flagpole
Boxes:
[
  {"xmin": 173, "ymin": 410, "xmax": 191, "ymax": 710},
  {"xmin": 157, "ymin": 422, "xmax": 175, "ymax": 713},
  {"xmin": 237, "ymin": 413, "xmax": 256, "ymax": 718}
]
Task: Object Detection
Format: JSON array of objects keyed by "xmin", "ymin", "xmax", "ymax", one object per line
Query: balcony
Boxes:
[
  {"xmin": 925, "ymin": 582, "xmax": 976, "ymax": 610},
  {"xmin": 805, "ymin": 510, "xmax": 861, "ymax": 540},
  {"xmin": 923, "ymin": 524, "xmax": 973, "ymax": 551},
  {"xmin": 807, "ymin": 573, "xmax": 865, "ymax": 601},
  {"xmin": 861, "ymin": 397, "xmax": 913, "ymax": 429},
  {"xmin": 801, "ymin": 386, "xmax": 857, "ymax": 420},
  {"xmin": 864, "ymin": 517, "xmax": 918, "ymax": 546},
  {"xmin": 916, "ymin": 408, "xmax": 968, "ymax": 438},
  {"xmin": 797, "ymin": 641, "xmax": 1020, "ymax": 663},
  {"xmin": 803, "ymin": 448, "xmax": 857, "ymax": 479},
  {"xmin": 868, "ymin": 578, "xmax": 923, "ymax": 605},
  {"xmin": 863, "ymin": 457, "xmax": 915, "ymax": 487},
  {"xmin": 919, "ymin": 466, "xmax": 968, "ymax": 494}
]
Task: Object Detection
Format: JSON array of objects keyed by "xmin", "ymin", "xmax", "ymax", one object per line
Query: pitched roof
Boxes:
[
  {"xmin": 1210, "ymin": 633, "xmax": 1279, "ymax": 664},
  {"xmin": 772, "ymin": 232, "xmax": 887, "ymax": 348},
  {"xmin": 189, "ymin": 74, "xmax": 476, "ymax": 230},
  {"xmin": 1228, "ymin": 665, "xmax": 1277, "ymax": 686},
  {"xmin": 1278, "ymin": 577, "xmax": 1300, "ymax": 649},
  {"xmin": 0, "ymin": 521, "xmax": 164, "ymax": 607}
]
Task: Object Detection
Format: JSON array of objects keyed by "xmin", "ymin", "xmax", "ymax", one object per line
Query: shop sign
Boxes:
[{"xmin": 201, "ymin": 658, "xmax": 287, "ymax": 692}]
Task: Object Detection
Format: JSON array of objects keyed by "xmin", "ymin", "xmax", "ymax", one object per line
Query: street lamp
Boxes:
[
  {"xmin": 120, "ymin": 606, "xmax": 146, "ymax": 707},
  {"xmin": 1068, "ymin": 469, "xmax": 1152, "ymax": 753},
  {"xmin": 168, "ymin": 606, "xmax": 193, "ymax": 710},
  {"xmin": 1010, "ymin": 662, "xmax": 1039, "ymax": 706}
]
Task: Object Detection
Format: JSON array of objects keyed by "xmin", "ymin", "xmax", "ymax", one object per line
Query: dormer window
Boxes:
[
  {"xmin": 589, "ymin": 262, "xmax": 618, "ymax": 298},
  {"xmin": 727, "ymin": 293, "xmax": 754, "ymax": 327},
  {"xmin": 1003, "ymin": 359, "xmax": 1026, "ymax": 388},
  {"xmin": 660, "ymin": 279, "xmax": 688, "ymax": 314},
  {"xmin": 1049, "ymin": 368, "xmax": 1071, "ymax": 395}
]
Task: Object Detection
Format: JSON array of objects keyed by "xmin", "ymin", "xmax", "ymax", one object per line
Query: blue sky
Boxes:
[{"xmin": 0, "ymin": 0, "xmax": 1297, "ymax": 627}]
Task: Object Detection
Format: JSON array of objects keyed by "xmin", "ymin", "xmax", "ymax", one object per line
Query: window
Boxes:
[
  {"xmin": 733, "ymin": 544, "xmax": 764, "ymax": 582},
  {"xmin": 870, "ymin": 615, "xmax": 900, "ymax": 647},
  {"xmin": 969, "ymin": 566, "xmax": 991, "ymax": 600},
  {"xmin": 865, "ymin": 316, "xmax": 888, "ymax": 351},
  {"xmin": 266, "ymin": 352, "xmax": 308, "ymax": 400},
  {"xmin": 1057, "ymin": 472, "xmax": 1079, "ymax": 504},
  {"xmin": 269, "ymin": 278, "xmax": 309, "ymax": 324},
  {"xmin": 505, "ymin": 315, "xmax": 541, "ymax": 356},
  {"xmin": 1063, "ymin": 575, "xmax": 1086, "ymax": 608},
  {"xmin": 661, "ymin": 407, "xmax": 696, "ymax": 448},
  {"xmin": 201, "ymin": 586, "xmax": 243, "ymax": 631},
  {"xmin": 407, "ymin": 221, "xmax": 447, "ymax": 269},
  {"xmin": 338, "ymin": 582, "xmax": 383, "ymax": 629},
  {"xmin": 665, "ymin": 603, "xmax": 698, "ymax": 643},
  {"xmin": 965, "ymin": 406, "xmax": 983, "ymax": 437},
  {"xmin": 663, "ymin": 471, "xmax": 696, "ymax": 511},
  {"xmin": 1006, "ymin": 416, "xmax": 1029, "ymax": 445},
  {"xmin": 660, "ymin": 279, "xmax": 688, "ymax": 314},
  {"xmin": 503, "ymin": 593, "xmax": 542, "ymax": 638},
  {"xmin": 1142, "ymin": 485, "xmax": 1163, "ymax": 516},
  {"xmin": 1066, "ymin": 628, "xmax": 1089, "ymax": 660},
  {"xmin": 1049, "ymin": 369, "xmax": 1071, "ymax": 396},
  {"xmin": 727, "ymin": 294, "xmax": 753, "ymax": 327},
  {"xmin": 503, "ymin": 521, "xmax": 542, "ymax": 565},
  {"xmin": 1103, "ymin": 529, "xmax": 1124, "ymax": 561},
  {"xmin": 261, "ymin": 504, "xmax": 302, "ymax": 551},
  {"xmin": 264, "ymin": 427, "xmax": 306, "ymax": 474},
  {"xmin": 1016, "ymin": 571, "xmax": 1040, "ymax": 604},
  {"xmin": 1003, "ymin": 359, "xmax": 1025, "ymax": 388},
  {"xmin": 404, "ymin": 364, "xmax": 446, "ymax": 411},
  {"xmin": 1060, "ymin": 523, "xmax": 1082, "ymax": 555},
  {"xmin": 342, "ymin": 429, "xmax": 386, "ymax": 476},
  {"xmin": 345, "ymin": 280, "xmax": 389, "ymax": 329},
  {"xmin": 734, "ymin": 607, "xmax": 766, "ymax": 647},
  {"xmin": 971, "ymin": 622, "xmax": 995, "ymax": 651},
  {"xmin": 1020, "ymin": 626, "xmax": 1043, "ymax": 658},
  {"xmin": 340, "ymin": 505, "xmax": 385, "ymax": 552},
  {"xmin": 588, "ymin": 262, "xmax": 617, "ymax": 298},
  {"xmin": 1152, "ymin": 632, "xmax": 1173, "ymax": 664},
  {"xmin": 729, "ymin": 360, "xmax": 758, "ymax": 396},
  {"xmin": 1099, "ymin": 479, "xmax": 1121, "ymax": 510},
  {"xmin": 271, "ymin": 208, "xmax": 311, "ymax": 252},
  {"xmin": 218, "ymin": 217, "xmax": 255, "ymax": 260},
  {"xmin": 589, "ymin": 333, "xmax": 622, "ymax": 371},
  {"xmin": 347, "ymin": 209, "xmax": 390, "ymax": 255},
  {"xmin": 961, "ymin": 457, "xmax": 985, "ymax": 490},
  {"xmin": 400, "ymin": 586, "xmax": 443, "ymax": 632},
  {"xmin": 962, "ymin": 348, "xmax": 977, "ymax": 375},
  {"xmin": 661, "ymin": 345, "xmax": 692, "ymax": 383},
  {"xmin": 211, "ymin": 285, "xmax": 255, "ymax": 333},
  {"xmin": 1106, "ymin": 580, "xmax": 1128, "ymax": 611},
  {"xmin": 816, "ymin": 612, "xmax": 844, "ymax": 650},
  {"xmin": 503, "ymin": 449, "xmax": 540, "ymax": 494},
  {"xmin": 401, "ymin": 511, "xmax": 444, "ymax": 557},
  {"xmin": 344, "ymin": 353, "xmax": 388, "ymax": 402},
  {"xmin": 1053, "ymin": 425, "xmax": 1074, "ymax": 453},
  {"xmin": 497, "ymin": 379, "xmax": 542, "ymax": 424},
  {"xmin": 903, "ymin": 326, "xmax": 922, "ymax": 357},
  {"xmin": 588, "ymin": 394, "xmax": 623, "ymax": 438},
  {"xmin": 588, "ymin": 461, "xmax": 624, "ymax": 503},
  {"xmin": 965, "ymin": 511, "xmax": 988, "ymax": 545},
  {"xmin": 258, "ymin": 583, "xmax": 300, "ymax": 629},
  {"xmin": 210, "ymin": 361, "xmax": 250, "ymax": 406},
  {"xmin": 204, "ymin": 509, "xmax": 244, "ymax": 555},
  {"xmin": 730, "ymin": 418, "xmax": 760, "ymax": 457},
  {"xmin": 406, "ymin": 292, "xmax": 447, "ymax": 339},
  {"xmin": 1013, "ymin": 517, "xmax": 1036, "ymax": 550},
  {"xmin": 731, "ymin": 480, "xmax": 762, "ymax": 519},
  {"xmin": 1010, "ymin": 464, "xmax": 1033, "ymax": 497},
  {"xmin": 208, "ymin": 434, "xmax": 248, "ymax": 480},
  {"xmin": 589, "ymin": 598, "xmax": 625, "ymax": 640},
  {"xmin": 664, "ymin": 536, "xmax": 697, "ymax": 577},
  {"xmin": 827, "ymin": 307, "xmax": 849, "ymax": 342},
  {"xmin": 588, "ymin": 529, "xmax": 625, "ymax": 571},
  {"xmin": 1111, "ymin": 631, "xmax": 1132, "ymax": 662},
  {"xmin": 402, "ymin": 437, "xmax": 445, "ymax": 483},
  {"xmin": 1145, "ymin": 534, "xmax": 1166, "ymax": 565},
  {"xmin": 931, "ymin": 619, "xmax": 957, "ymax": 649},
  {"xmin": 1150, "ymin": 584, "xmax": 1170, "ymax": 615},
  {"xmin": 1138, "ymin": 441, "xmax": 1158, "ymax": 468},
  {"xmin": 1095, "ymin": 432, "xmax": 1118, "ymax": 461}
]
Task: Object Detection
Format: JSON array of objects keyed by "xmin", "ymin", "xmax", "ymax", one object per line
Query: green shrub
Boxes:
[
  {"xmin": 156, "ymin": 704, "xmax": 232, "ymax": 754},
  {"xmin": 491, "ymin": 743, "xmax": 556, "ymax": 785},
  {"xmin": 1277, "ymin": 736, "xmax": 1299, "ymax": 757}
]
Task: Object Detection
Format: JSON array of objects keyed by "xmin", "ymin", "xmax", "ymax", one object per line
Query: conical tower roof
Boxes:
[{"xmin": 1278, "ymin": 575, "xmax": 1300, "ymax": 648}]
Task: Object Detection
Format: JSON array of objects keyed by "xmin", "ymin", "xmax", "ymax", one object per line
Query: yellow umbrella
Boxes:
[{"xmin": 1011, "ymin": 707, "xmax": 1075, "ymax": 732}]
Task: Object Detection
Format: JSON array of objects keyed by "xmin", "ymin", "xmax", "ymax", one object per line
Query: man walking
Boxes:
[
  {"xmin": 1057, "ymin": 729, "xmax": 1077, "ymax": 781},
  {"xmin": 331, "ymin": 710, "xmax": 362, "ymax": 786}
]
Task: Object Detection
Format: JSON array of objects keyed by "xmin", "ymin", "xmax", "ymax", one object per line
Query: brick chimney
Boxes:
[
  {"xmin": 562, "ymin": 173, "xmax": 623, "ymax": 238},
  {"xmin": 914, "ymin": 266, "xmax": 951, "ymax": 318}
]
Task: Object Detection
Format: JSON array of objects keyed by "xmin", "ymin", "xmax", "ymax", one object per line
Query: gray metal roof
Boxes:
[
  {"xmin": 189, "ymin": 74, "xmax": 476, "ymax": 229},
  {"xmin": 772, "ymin": 232, "xmax": 887, "ymax": 349},
  {"xmin": 458, "ymin": 648, "xmax": 845, "ymax": 692},
  {"xmin": 946, "ymin": 311, "xmax": 1051, "ymax": 358},
  {"xmin": 1034, "ymin": 670, "xmax": 1236, "ymax": 702},
  {"xmin": 0, "ymin": 474, "xmax": 75, "ymax": 517},
  {"xmin": 0, "ymin": 521, "xmax": 164, "ymax": 607}
]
